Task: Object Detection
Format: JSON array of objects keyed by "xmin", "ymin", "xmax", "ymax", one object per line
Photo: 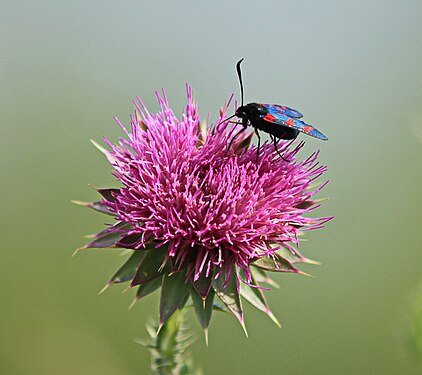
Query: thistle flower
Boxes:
[{"xmin": 76, "ymin": 85, "xmax": 331, "ymax": 335}]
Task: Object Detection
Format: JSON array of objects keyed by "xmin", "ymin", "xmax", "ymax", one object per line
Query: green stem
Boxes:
[{"xmin": 145, "ymin": 309, "xmax": 197, "ymax": 375}]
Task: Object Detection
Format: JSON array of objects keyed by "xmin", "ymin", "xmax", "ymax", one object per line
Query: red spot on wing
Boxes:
[
  {"xmin": 286, "ymin": 118, "xmax": 294, "ymax": 127},
  {"xmin": 303, "ymin": 125, "xmax": 314, "ymax": 134},
  {"xmin": 263, "ymin": 114, "xmax": 276, "ymax": 122}
]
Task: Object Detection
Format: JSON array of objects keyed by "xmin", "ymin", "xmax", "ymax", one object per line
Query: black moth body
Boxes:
[{"xmin": 235, "ymin": 103, "xmax": 300, "ymax": 140}]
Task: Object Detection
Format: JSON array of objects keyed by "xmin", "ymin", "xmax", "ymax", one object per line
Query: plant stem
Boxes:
[{"xmin": 144, "ymin": 309, "xmax": 197, "ymax": 375}]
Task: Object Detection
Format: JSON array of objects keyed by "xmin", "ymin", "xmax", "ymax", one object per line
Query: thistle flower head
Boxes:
[{"xmin": 77, "ymin": 85, "xmax": 331, "ymax": 334}]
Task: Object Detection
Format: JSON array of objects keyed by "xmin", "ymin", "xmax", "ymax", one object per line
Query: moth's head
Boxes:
[
  {"xmin": 235, "ymin": 105, "xmax": 248, "ymax": 119},
  {"xmin": 235, "ymin": 103, "xmax": 265, "ymax": 119}
]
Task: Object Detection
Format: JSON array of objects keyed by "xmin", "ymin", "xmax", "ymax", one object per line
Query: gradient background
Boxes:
[{"xmin": 1, "ymin": 1, "xmax": 422, "ymax": 374}]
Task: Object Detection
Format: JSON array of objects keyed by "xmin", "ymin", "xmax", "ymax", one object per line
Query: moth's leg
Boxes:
[
  {"xmin": 227, "ymin": 124, "xmax": 248, "ymax": 153},
  {"xmin": 271, "ymin": 135, "xmax": 290, "ymax": 162},
  {"xmin": 255, "ymin": 129, "xmax": 261, "ymax": 163}
]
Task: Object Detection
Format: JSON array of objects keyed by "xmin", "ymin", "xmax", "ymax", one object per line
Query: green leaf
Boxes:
[
  {"xmin": 75, "ymin": 222, "xmax": 132, "ymax": 256},
  {"xmin": 72, "ymin": 200, "xmax": 115, "ymax": 216},
  {"xmin": 95, "ymin": 187, "xmax": 120, "ymax": 202},
  {"xmin": 131, "ymin": 246, "xmax": 168, "ymax": 286},
  {"xmin": 295, "ymin": 200, "xmax": 317, "ymax": 209},
  {"xmin": 276, "ymin": 247, "xmax": 320, "ymax": 265},
  {"xmin": 240, "ymin": 279, "xmax": 281, "ymax": 327},
  {"xmin": 234, "ymin": 132, "xmax": 253, "ymax": 153},
  {"xmin": 92, "ymin": 222, "xmax": 131, "ymax": 238},
  {"xmin": 178, "ymin": 289, "xmax": 190, "ymax": 312},
  {"xmin": 251, "ymin": 267, "xmax": 279, "ymax": 288},
  {"xmin": 212, "ymin": 269, "xmax": 247, "ymax": 336},
  {"xmin": 296, "ymin": 197, "xmax": 328, "ymax": 209},
  {"xmin": 192, "ymin": 270, "xmax": 213, "ymax": 299},
  {"xmin": 191, "ymin": 287, "xmax": 215, "ymax": 332},
  {"xmin": 159, "ymin": 272, "xmax": 190, "ymax": 325},
  {"xmin": 253, "ymin": 255, "xmax": 300, "ymax": 274},
  {"xmin": 90, "ymin": 139, "xmax": 117, "ymax": 164},
  {"xmin": 212, "ymin": 303, "xmax": 227, "ymax": 313},
  {"xmin": 117, "ymin": 233, "xmax": 142, "ymax": 247},
  {"xmin": 135, "ymin": 275, "xmax": 163, "ymax": 301},
  {"xmin": 84, "ymin": 230, "xmax": 125, "ymax": 249},
  {"xmin": 108, "ymin": 250, "xmax": 146, "ymax": 285}
]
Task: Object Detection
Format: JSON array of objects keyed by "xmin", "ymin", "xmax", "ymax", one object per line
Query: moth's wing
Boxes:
[
  {"xmin": 262, "ymin": 110, "xmax": 328, "ymax": 140},
  {"xmin": 263, "ymin": 104, "xmax": 303, "ymax": 119}
]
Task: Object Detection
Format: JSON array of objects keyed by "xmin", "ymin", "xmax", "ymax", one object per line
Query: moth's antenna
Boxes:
[{"xmin": 236, "ymin": 58, "xmax": 245, "ymax": 107}]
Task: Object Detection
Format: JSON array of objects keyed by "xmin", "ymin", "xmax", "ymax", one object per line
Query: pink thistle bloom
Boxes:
[{"xmin": 77, "ymin": 85, "xmax": 332, "ymax": 333}]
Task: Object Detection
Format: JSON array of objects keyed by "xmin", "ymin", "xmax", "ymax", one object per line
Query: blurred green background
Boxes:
[{"xmin": 1, "ymin": 1, "xmax": 421, "ymax": 374}]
